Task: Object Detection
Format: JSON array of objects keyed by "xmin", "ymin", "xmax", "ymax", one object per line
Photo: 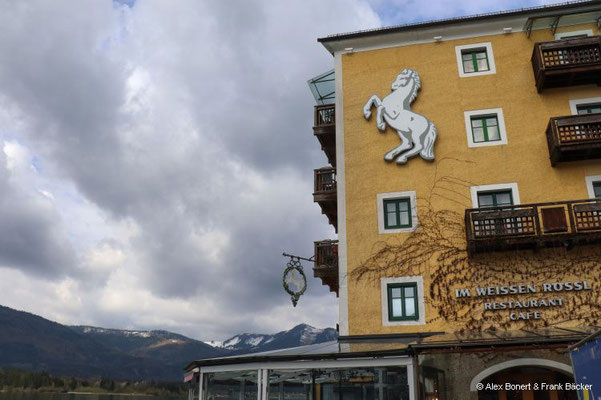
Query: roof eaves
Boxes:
[{"xmin": 317, "ymin": 0, "xmax": 601, "ymax": 44}]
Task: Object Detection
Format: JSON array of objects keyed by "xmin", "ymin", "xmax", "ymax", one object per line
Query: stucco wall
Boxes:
[{"xmin": 341, "ymin": 23, "xmax": 601, "ymax": 335}]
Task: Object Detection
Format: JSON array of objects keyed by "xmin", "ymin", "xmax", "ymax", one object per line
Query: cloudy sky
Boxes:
[{"xmin": 0, "ymin": 0, "xmax": 558, "ymax": 341}]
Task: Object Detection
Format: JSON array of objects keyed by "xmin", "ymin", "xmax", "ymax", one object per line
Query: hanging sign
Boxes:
[{"xmin": 282, "ymin": 257, "xmax": 307, "ymax": 307}]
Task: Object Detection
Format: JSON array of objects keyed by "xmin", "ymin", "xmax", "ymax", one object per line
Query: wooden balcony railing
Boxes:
[
  {"xmin": 313, "ymin": 104, "xmax": 336, "ymax": 167},
  {"xmin": 547, "ymin": 113, "xmax": 601, "ymax": 165},
  {"xmin": 532, "ymin": 36, "xmax": 601, "ymax": 92},
  {"xmin": 313, "ymin": 167, "xmax": 337, "ymax": 231},
  {"xmin": 466, "ymin": 198, "xmax": 601, "ymax": 256},
  {"xmin": 314, "ymin": 240, "xmax": 338, "ymax": 295},
  {"xmin": 314, "ymin": 104, "xmax": 335, "ymax": 127},
  {"xmin": 314, "ymin": 167, "xmax": 337, "ymax": 193}
]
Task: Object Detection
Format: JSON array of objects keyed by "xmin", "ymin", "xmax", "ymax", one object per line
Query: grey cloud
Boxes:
[
  {"xmin": 0, "ymin": 0, "xmax": 379, "ymax": 339},
  {"xmin": 0, "ymin": 149, "xmax": 76, "ymax": 278}
]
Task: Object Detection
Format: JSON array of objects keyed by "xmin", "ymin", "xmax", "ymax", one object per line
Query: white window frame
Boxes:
[
  {"xmin": 377, "ymin": 191, "xmax": 417, "ymax": 234},
  {"xmin": 455, "ymin": 42, "xmax": 496, "ymax": 78},
  {"xmin": 381, "ymin": 276, "xmax": 426, "ymax": 327},
  {"xmin": 470, "ymin": 183, "xmax": 520, "ymax": 208},
  {"xmin": 555, "ymin": 29, "xmax": 593, "ymax": 40},
  {"xmin": 464, "ymin": 108, "xmax": 508, "ymax": 148},
  {"xmin": 569, "ymin": 97, "xmax": 601, "ymax": 115},
  {"xmin": 585, "ymin": 175, "xmax": 601, "ymax": 199}
]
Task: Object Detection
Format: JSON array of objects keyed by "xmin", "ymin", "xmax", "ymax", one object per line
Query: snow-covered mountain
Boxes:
[
  {"xmin": 213, "ymin": 323, "xmax": 337, "ymax": 354},
  {"xmin": 0, "ymin": 304, "xmax": 335, "ymax": 381}
]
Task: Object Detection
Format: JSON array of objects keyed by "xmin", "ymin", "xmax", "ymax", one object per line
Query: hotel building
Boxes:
[{"xmin": 186, "ymin": 2, "xmax": 601, "ymax": 399}]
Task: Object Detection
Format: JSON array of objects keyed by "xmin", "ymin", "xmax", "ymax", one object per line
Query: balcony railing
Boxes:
[
  {"xmin": 314, "ymin": 240, "xmax": 338, "ymax": 295},
  {"xmin": 465, "ymin": 198, "xmax": 601, "ymax": 256},
  {"xmin": 547, "ymin": 113, "xmax": 601, "ymax": 165},
  {"xmin": 313, "ymin": 167, "xmax": 337, "ymax": 231},
  {"xmin": 314, "ymin": 167, "xmax": 337, "ymax": 193},
  {"xmin": 532, "ymin": 36, "xmax": 601, "ymax": 92},
  {"xmin": 313, "ymin": 105, "xmax": 336, "ymax": 167}
]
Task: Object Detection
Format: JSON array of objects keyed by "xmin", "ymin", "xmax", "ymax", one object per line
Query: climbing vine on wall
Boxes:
[{"xmin": 352, "ymin": 158, "xmax": 601, "ymax": 332}]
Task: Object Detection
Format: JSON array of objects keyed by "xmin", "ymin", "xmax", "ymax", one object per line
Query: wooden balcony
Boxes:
[
  {"xmin": 313, "ymin": 167, "xmax": 337, "ymax": 231},
  {"xmin": 313, "ymin": 104, "xmax": 336, "ymax": 167},
  {"xmin": 532, "ymin": 36, "xmax": 601, "ymax": 92},
  {"xmin": 314, "ymin": 240, "xmax": 338, "ymax": 295},
  {"xmin": 466, "ymin": 199, "xmax": 601, "ymax": 256},
  {"xmin": 547, "ymin": 114, "xmax": 601, "ymax": 165}
]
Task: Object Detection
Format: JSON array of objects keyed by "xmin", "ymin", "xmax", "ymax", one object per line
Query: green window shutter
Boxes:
[{"xmin": 387, "ymin": 282, "xmax": 419, "ymax": 321}]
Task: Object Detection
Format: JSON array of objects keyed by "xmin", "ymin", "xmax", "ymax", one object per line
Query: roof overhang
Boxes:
[{"xmin": 318, "ymin": 0, "xmax": 601, "ymax": 55}]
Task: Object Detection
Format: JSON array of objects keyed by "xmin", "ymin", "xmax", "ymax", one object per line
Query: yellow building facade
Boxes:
[
  {"xmin": 336, "ymin": 21, "xmax": 601, "ymax": 336},
  {"xmin": 185, "ymin": 3, "xmax": 601, "ymax": 400},
  {"xmin": 312, "ymin": 1, "xmax": 601, "ymax": 397}
]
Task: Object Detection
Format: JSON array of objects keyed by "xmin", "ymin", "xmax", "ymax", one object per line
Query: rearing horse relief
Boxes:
[{"xmin": 363, "ymin": 69, "xmax": 437, "ymax": 164}]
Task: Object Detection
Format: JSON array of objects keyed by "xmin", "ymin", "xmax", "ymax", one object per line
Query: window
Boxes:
[
  {"xmin": 470, "ymin": 183, "xmax": 520, "ymax": 208},
  {"xmin": 470, "ymin": 115, "xmax": 500, "ymax": 143},
  {"xmin": 569, "ymin": 97, "xmax": 601, "ymax": 115},
  {"xmin": 383, "ymin": 198, "xmax": 411, "ymax": 229},
  {"xmin": 464, "ymin": 108, "xmax": 507, "ymax": 148},
  {"xmin": 455, "ymin": 42, "xmax": 496, "ymax": 77},
  {"xmin": 381, "ymin": 276, "xmax": 425, "ymax": 326},
  {"xmin": 576, "ymin": 103, "xmax": 601, "ymax": 115},
  {"xmin": 555, "ymin": 29, "xmax": 593, "ymax": 40},
  {"xmin": 461, "ymin": 49, "xmax": 489, "ymax": 73},
  {"xmin": 387, "ymin": 282, "xmax": 418, "ymax": 321},
  {"xmin": 377, "ymin": 191, "xmax": 417, "ymax": 234},
  {"xmin": 477, "ymin": 190, "xmax": 513, "ymax": 207},
  {"xmin": 585, "ymin": 176, "xmax": 601, "ymax": 199}
]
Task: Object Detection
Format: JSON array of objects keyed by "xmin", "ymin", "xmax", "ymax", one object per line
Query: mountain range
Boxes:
[{"xmin": 0, "ymin": 305, "xmax": 336, "ymax": 381}]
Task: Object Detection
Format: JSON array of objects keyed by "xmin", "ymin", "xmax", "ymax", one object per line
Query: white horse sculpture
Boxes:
[{"xmin": 363, "ymin": 69, "xmax": 437, "ymax": 164}]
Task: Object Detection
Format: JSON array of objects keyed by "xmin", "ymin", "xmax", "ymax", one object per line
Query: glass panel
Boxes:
[
  {"xmin": 471, "ymin": 118, "xmax": 483, "ymax": 128},
  {"xmin": 386, "ymin": 202, "xmax": 396, "ymax": 212},
  {"xmin": 205, "ymin": 371, "xmax": 258, "ymax": 400},
  {"xmin": 398, "ymin": 200, "xmax": 409, "ymax": 211},
  {"xmin": 463, "ymin": 60, "xmax": 475, "ymax": 73},
  {"xmin": 268, "ymin": 367, "xmax": 410, "ymax": 400},
  {"xmin": 404, "ymin": 286, "xmax": 415, "ymax": 298},
  {"xmin": 487, "ymin": 125, "xmax": 500, "ymax": 141},
  {"xmin": 495, "ymin": 192, "xmax": 512, "ymax": 206},
  {"xmin": 404, "ymin": 298, "xmax": 416, "ymax": 316},
  {"xmin": 399, "ymin": 211, "xmax": 410, "ymax": 226},
  {"xmin": 391, "ymin": 287, "xmax": 401, "ymax": 298},
  {"xmin": 593, "ymin": 182, "xmax": 601, "ymax": 198},
  {"xmin": 577, "ymin": 104, "xmax": 601, "ymax": 114},
  {"xmin": 392, "ymin": 298, "xmax": 403, "ymax": 316},
  {"xmin": 386, "ymin": 211, "xmax": 397, "ymax": 227},
  {"xmin": 475, "ymin": 51, "xmax": 487, "ymax": 59},
  {"xmin": 472, "ymin": 127, "xmax": 485, "ymax": 143},
  {"xmin": 485, "ymin": 117, "xmax": 498, "ymax": 127},
  {"xmin": 462, "ymin": 53, "xmax": 472, "ymax": 61},
  {"xmin": 476, "ymin": 57, "xmax": 489, "ymax": 71},
  {"xmin": 478, "ymin": 194, "xmax": 494, "ymax": 207}
]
